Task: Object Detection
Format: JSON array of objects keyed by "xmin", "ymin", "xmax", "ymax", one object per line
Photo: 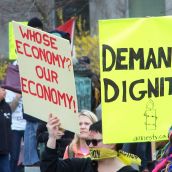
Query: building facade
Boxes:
[{"xmin": 0, "ymin": 0, "xmax": 172, "ymax": 58}]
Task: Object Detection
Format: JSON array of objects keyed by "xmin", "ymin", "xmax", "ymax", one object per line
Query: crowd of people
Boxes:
[{"xmin": 0, "ymin": 16, "xmax": 171, "ymax": 172}]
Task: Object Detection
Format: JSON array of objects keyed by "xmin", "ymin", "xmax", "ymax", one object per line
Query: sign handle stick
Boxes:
[{"xmin": 151, "ymin": 141, "xmax": 156, "ymax": 160}]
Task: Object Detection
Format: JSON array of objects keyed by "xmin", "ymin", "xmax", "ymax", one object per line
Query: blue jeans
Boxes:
[
  {"xmin": 0, "ymin": 154, "xmax": 10, "ymax": 172},
  {"xmin": 10, "ymin": 130, "xmax": 24, "ymax": 172},
  {"xmin": 23, "ymin": 121, "xmax": 39, "ymax": 165}
]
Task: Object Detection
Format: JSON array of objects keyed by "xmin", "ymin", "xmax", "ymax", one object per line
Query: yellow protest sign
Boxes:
[
  {"xmin": 9, "ymin": 21, "xmax": 27, "ymax": 60},
  {"xmin": 99, "ymin": 16, "xmax": 172, "ymax": 144}
]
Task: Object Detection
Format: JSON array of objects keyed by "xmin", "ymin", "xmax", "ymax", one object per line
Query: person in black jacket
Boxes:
[
  {"xmin": 36, "ymin": 122, "xmax": 74, "ymax": 159},
  {"xmin": 0, "ymin": 86, "xmax": 12, "ymax": 172},
  {"xmin": 40, "ymin": 114, "xmax": 139, "ymax": 172}
]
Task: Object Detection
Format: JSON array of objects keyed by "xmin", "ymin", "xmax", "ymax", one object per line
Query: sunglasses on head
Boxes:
[{"xmin": 85, "ymin": 139, "xmax": 102, "ymax": 146}]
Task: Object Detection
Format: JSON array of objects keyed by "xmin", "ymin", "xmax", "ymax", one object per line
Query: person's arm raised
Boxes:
[{"xmin": 46, "ymin": 114, "xmax": 64, "ymax": 149}]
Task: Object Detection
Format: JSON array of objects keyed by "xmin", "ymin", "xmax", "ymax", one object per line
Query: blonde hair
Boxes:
[
  {"xmin": 69, "ymin": 110, "xmax": 98, "ymax": 151},
  {"xmin": 79, "ymin": 109, "xmax": 98, "ymax": 123}
]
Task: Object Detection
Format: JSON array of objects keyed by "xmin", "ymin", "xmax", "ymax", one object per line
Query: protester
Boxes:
[
  {"xmin": 36, "ymin": 122, "xmax": 74, "ymax": 159},
  {"xmin": 23, "ymin": 17, "xmax": 43, "ymax": 167},
  {"xmin": 122, "ymin": 142, "xmax": 151, "ymax": 172},
  {"xmin": 4, "ymin": 60, "xmax": 26, "ymax": 172},
  {"xmin": 35, "ymin": 27, "xmax": 74, "ymax": 160},
  {"xmin": 152, "ymin": 126, "xmax": 172, "ymax": 172},
  {"xmin": 5, "ymin": 89, "xmax": 26, "ymax": 172},
  {"xmin": 74, "ymin": 56, "xmax": 101, "ymax": 112},
  {"xmin": 63, "ymin": 109, "xmax": 98, "ymax": 158},
  {"xmin": 0, "ymin": 86, "xmax": 11, "ymax": 172},
  {"xmin": 40, "ymin": 114, "xmax": 139, "ymax": 172}
]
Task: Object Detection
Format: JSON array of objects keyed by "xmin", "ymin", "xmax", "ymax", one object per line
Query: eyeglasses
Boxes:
[{"xmin": 85, "ymin": 139, "xmax": 102, "ymax": 146}]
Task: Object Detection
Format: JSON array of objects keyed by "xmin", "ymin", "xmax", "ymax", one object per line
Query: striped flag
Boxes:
[{"xmin": 56, "ymin": 18, "xmax": 76, "ymax": 49}]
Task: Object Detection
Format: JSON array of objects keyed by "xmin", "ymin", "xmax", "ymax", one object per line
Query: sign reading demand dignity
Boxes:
[
  {"xmin": 12, "ymin": 21, "xmax": 79, "ymax": 133},
  {"xmin": 99, "ymin": 16, "xmax": 172, "ymax": 144}
]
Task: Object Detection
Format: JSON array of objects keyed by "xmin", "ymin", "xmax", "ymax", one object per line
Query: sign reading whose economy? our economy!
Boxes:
[
  {"xmin": 12, "ymin": 21, "xmax": 79, "ymax": 133},
  {"xmin": 99, "ymin": 16, "xmax": 172, "ymax": 144}
]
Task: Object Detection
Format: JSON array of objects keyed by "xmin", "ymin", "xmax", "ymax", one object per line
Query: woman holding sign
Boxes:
[{"xmin": 40, "ymin": 114, "xmax": 140, "ymax": 172}]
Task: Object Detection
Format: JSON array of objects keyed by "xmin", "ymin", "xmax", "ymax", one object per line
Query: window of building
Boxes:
[{"xmin": 128, "ymin": 0, "xmax": 165, "ymax": 17}]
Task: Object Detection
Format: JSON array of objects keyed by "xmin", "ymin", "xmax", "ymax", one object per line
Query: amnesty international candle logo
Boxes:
[{"xmin": 144, "ymin": 99, "xmax": 157, "ymax": 131}]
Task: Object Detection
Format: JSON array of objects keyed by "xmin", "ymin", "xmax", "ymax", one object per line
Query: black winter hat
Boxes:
[
  {"xmin": 28, "ymin": 17, "xmax": 43, "ymax": 29},
  {"xmin": 78, "ymin": 56, "xmax": 90, "ymax": 64}
]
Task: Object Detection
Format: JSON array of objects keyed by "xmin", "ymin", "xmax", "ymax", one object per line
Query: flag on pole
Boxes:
[{"xmin": 56, "ymin": 18, "xmax": 76, "ymax": 48}]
